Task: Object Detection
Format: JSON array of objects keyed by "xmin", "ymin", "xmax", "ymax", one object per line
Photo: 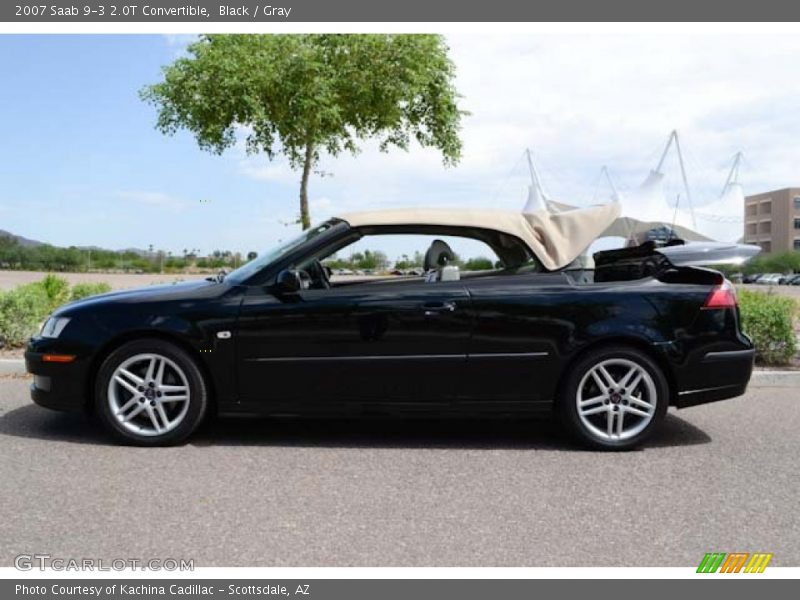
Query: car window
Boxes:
[{"xmin": 315, "ymin": 233, "xmax": 504, "ymax": 283}]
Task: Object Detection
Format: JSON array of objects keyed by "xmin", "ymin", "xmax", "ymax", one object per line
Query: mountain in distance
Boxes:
[
  {"xmin": 0, "ymin": 229, "xmax": 44, "ymax": 248},
  {"xmin": 0, "ymin": 229, "xmax": 147, "ymax": 255}
]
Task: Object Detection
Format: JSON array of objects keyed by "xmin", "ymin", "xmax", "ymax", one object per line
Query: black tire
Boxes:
[
  {"xmin": 558, "ymin": 345, "xmax": 669, "ymax": 450},
  {"xmin": 94, "ymin": 338, "xmax": 208, "ymax": 446}
]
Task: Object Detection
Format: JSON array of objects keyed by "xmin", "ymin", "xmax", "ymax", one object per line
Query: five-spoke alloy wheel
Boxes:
[
  {"xmin": 96, "ymin": 339, "xmax": 208, "ymax": 446},
  {"xmin": 560, "ymin": 346, "xmax": 668, "ymax": 450}
]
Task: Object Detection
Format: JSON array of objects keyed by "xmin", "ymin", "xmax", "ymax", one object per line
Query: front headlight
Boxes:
[{"xmin": 40, "ymin": 316, "xmax": 71, "ymax": 338}]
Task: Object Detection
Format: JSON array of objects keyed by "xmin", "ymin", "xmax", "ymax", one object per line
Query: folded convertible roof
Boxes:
[{"xmin": 339, "ymin": 203, "xmax": 622, "ymax": 271}]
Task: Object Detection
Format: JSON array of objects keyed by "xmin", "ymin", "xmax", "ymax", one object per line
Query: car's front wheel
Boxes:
[
  {"xmin": 95, "ymin": 339, "xmax": 208, "ymax": 446},
  {"xmin": 559, "ymin": 346, "xmax": 668, "ymax": 450}
]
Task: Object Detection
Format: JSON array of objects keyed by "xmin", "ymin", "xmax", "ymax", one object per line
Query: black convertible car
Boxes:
[{"xmin": 25, "ymin": 205, "xmax": 755, "ymax": 449}]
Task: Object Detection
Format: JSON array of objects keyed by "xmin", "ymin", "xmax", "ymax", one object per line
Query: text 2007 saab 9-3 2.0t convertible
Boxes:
[{"xmin": 25, "ymin": 203, "xmax": 755, "ymax": 449}]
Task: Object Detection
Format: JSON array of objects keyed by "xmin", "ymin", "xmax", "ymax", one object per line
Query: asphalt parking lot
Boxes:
[{"xmin": 0, "ymin": 377, "xmax": 798, "ymax": 567}]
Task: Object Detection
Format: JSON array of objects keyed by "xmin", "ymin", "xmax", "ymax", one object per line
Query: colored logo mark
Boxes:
[{"xmin": 697, "ymin": 552, "xmax": 773, "ymax": 573}]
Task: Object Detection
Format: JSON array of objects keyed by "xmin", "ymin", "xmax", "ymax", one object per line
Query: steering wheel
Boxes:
[{"xmin": 307, "ymin": 259, "xmax": 331, "ymax": 290}]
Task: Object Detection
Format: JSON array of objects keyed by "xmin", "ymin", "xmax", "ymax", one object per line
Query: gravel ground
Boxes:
[
  {"xmin": 0, "ymin": 378, "xmax": 798, "ymax": 567},
  {"xmin": 0, "ymin": 270, "xmax": 205, "ymax": 292}
]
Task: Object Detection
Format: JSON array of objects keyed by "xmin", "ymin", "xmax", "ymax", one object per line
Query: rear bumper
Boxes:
[
  {"xmin": 25, "ymin": 348, "xmax": 90, "ymax": 413},
  {"xmin": 674, "ymin": 348, "xmax": 755, "ymax": 408}
]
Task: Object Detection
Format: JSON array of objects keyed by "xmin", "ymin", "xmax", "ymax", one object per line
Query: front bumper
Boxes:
[
  {"xmin": 674, "ymin": 347, "xmax": 755, "ymax": 408},
  {"xmin": 25, "ymin": 343, "xmax": 91, "ymax": 413}
]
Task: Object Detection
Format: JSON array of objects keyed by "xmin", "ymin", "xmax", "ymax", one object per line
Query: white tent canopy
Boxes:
[
  {"xmin": 521, "ymin": 133, "xmax": 745, "ymax": 244},
  {"xmin": 691, "ymin": 154, "xmax": 746, "ymax": 242}
]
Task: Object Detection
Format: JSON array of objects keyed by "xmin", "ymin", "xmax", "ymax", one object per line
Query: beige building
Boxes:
[{"xmin": 743, "ymin": 188, "xmax": 800, "ymax": 253}]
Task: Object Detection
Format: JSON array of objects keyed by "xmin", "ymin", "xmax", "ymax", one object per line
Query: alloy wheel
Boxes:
[
  {"xmin": 575, "ymin": 358, "xmax": 657, "ymax": 442},
  {"xmin": 107, "ymin": 353, "xmax": 191, "ymax": 437}
]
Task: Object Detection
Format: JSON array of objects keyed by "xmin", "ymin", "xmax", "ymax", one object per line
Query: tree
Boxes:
[
  {"xmin": 355, "ymin": 249, "xmax": 389, "ymax": 271},
  {"xmin": 463, "ymin": 256, "xmax": 494, "ymax": 271},
  {"xmin": 743, "ymin": 251, "xmax": 800, "ymax": 275},
  {"xmin": 141, "ymin": 34, "xmax": 465, "ymax": 229}
]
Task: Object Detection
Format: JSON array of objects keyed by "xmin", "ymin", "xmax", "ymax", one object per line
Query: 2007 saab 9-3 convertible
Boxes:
[{"xmin": 25, "ymin": 203, "xmax": 755, "ymax": 449}]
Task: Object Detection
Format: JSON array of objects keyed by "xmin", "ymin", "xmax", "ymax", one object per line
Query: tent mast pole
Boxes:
[
  {"xmin": 719, "ymin": 152, "xmax": 743, "ymax": 196},
  {"xmin": 655, "ymin": 130, "xmax": 676, "ymax": 173},
  {"xmin": 602, "ymin": 166, "xmax": 620, "ymax": 201},
  {"xmin": 672, "ymin": 131, "xmax": 697, "ymax": 229},
  {"xmin": 526, "ymin": 148, "xmax": 549, "ymax": 209}
]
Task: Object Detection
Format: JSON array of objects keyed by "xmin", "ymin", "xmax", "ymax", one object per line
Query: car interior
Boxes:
[{"xmin": 294, "ymin": 226, "xmax": 542, "ymax": 290}]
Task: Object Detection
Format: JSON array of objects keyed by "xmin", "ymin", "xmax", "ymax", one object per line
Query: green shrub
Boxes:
[
  {"xmin": 0, "ymin": 284, "xmax": 50, "ymax": 348},
  {"xmin": 40, "ymin": 273, "xmax": 70, "ymax": 310},
  {"xmin": 70, "ymin": 282, "xmax": 112, "ymax": 301},
  {"xmin": 738, "ymin": 289, "xmax": 798, "ymax": 365},
  {"xmin": 0, "ymin": 275, "xmax": 103, "ymax": 348}
]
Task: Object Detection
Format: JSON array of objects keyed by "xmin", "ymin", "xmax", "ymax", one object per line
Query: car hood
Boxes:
[{"xmin": 56, "ymin": 279, "xmax": 222, "ymax": 314}]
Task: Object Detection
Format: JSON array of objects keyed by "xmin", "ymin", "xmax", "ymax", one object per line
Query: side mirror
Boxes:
[{"xmin": 275, "ymin": 269, "xmax": 302, "ymax": 295}]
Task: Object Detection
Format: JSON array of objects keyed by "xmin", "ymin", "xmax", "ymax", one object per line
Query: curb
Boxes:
[
  {"xmin": 0, "ymin": 359, "xmax": 26, "ymax": 376},
  {"xmin": 1, "ymin": 358, "xmax": 799, "ymax": 386},
  {"xmin": 750, "ymin": 370, "xmax": 800, "ymax": 388}
]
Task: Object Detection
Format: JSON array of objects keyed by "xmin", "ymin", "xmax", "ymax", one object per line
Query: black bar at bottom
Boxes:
[{"xmin": 2, "ymin": 579, "xmax": 795, "ymax": 600}]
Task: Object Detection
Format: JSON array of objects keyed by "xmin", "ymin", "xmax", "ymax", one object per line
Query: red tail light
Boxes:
[{"xmin": 703, "ymin": 281, "xmax": 737, "ymax": 309}]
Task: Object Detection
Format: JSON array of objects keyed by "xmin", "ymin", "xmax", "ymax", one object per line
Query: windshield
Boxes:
[{"xmin": 226, "ymin": 221, "xmax": 336, "ymax": 284}]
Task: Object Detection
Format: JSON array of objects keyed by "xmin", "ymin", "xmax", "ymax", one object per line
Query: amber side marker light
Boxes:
[{"xmin": 42, "ymin": 354, "xmax": 76, "ymax": 363}]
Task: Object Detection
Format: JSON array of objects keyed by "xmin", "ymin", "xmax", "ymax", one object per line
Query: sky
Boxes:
[{"xmin": 2, "ymin": 33, "xmax": 800, "ymax": 259}]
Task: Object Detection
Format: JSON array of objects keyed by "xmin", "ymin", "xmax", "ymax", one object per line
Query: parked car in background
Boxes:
[
  {"xmin": 769, "ymin": 274, "xmax": 782, "ymax": 284},
  {"xmin": 778, "ymin": 273, "xmax": 796, "ymax": 285},
  {"xmin": 742, "ymin": 273, "xmax": 761, "ymax": 284},
  {"xmin": 757, "ymin": 273, "xmax": 782, "ymax": 285},
  {"xmin": 785, "ymin": 274, "xmax": 800, "ymax": 286}
]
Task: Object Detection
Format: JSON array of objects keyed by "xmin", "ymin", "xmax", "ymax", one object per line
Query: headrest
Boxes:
[{"xmin": 424, "ymin": 239, "xmax": 455, "ymax": 271}]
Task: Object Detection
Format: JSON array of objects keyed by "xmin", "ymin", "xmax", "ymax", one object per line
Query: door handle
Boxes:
[{"xmin": 422, "ymin": 301, "xmax": 457, "ymax": 316}]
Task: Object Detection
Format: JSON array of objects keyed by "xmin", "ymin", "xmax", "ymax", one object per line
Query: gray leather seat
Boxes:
[{"xmin": 423, "ymin": 240, "xmax": 459, "ymax": 282}]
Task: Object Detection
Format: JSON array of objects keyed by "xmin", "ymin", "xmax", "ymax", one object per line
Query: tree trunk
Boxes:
[{"xmin": 299, "ymin": 142, "xmax": 314, "ymax": 230}]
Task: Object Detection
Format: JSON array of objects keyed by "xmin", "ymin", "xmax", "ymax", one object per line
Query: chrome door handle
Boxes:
[{"xmin": 423, "ymin": 301, "xmax": 457, "ymax": 316}]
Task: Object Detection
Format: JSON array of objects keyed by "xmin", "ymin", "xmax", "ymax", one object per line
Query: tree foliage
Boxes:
[
  {"xmin": 0, "ymin": 235, "xmax": 254, "ymax": 274},
  {"xmin": 463, "ymin": 256, "xmax": 494, "ymax": 271},
  {"xmin": 743, "ymin": 251, "xmax": 800, "ymax": 274},
  {"xmin": 141, "ymin": 34, "xmax": 465, "ymax": 228}
]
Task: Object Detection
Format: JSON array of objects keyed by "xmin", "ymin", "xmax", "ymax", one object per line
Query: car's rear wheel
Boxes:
[
  {"xmin": 95, "ymin": 339, "xmax": 208, "ymax": 446},
  {"xmin": 559, "ymin": 346, "xmax": 668, "ymax": 450}
]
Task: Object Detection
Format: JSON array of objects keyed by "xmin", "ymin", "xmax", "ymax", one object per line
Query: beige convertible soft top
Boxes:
[{"xmin": 339, "ymin": 203, "xmax": 622, "ymax": 271}]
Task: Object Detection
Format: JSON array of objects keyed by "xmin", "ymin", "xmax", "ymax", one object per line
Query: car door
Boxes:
[
  {"xmin": 235, "ymin": 279, "xmax": 472, "ymax": 410},
  {"xmin": 462, "ymin": 272, "xmax": 564, "ymax": 405}
]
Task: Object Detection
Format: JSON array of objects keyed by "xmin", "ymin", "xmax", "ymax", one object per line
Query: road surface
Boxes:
[{"xmin": 0, "ymin": 377, "xmax": 797, "ymax": 567}]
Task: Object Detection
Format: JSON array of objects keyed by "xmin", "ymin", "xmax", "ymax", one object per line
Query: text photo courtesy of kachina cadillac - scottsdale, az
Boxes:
[{"xmin": 1, "ymin": 29, "xmax": 799, "ymax": 575}]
